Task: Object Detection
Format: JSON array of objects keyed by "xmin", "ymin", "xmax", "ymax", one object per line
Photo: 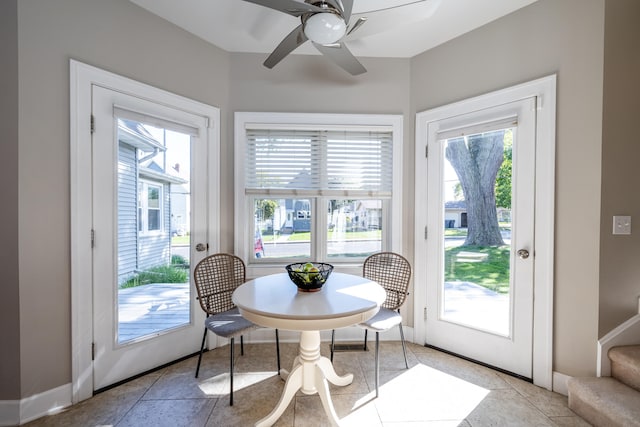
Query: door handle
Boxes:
[
  {"xmin": 517, "ymin": 249, "xmax": 530, "ymax": 259},
  {"xmin": 195, "ymin": 243, "xmax": 208, "ymax": 252}
]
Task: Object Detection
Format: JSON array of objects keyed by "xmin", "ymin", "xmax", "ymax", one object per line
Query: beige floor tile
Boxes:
[
  {"xmin": 24, "ymin": 342, "xmax": 585, "ymax": 427},
  {"xmin": 117, "ymin": 398, "xmax": 215, "ymax": 427},
  {"xmin": 294, "ymin": 393, "xmax": 382, "ymax": 427},
  {"xmin": 465, "ymin": 389, "xmax": 556, "ymax": 426},
  {"xmin": 24, "ymin": 373, "xmax": 161, "ymax": 427},
  {"xmin": 145, "ymin": 369, "xmax": 228, "ymax": 400},
  {"xmin": 548, "ymin": 415, "xmax": 593, "ymax": 426},
  {"xmin": 206, "ymin": 374, "xmax": 294, "ymax": 427},
  {"xmin": 373, "ymin": 364, "xmax": 491, "ymax": 423},
  {"xmin": 383, "ymin": 421, "xmax": 471, "ymax": 427},
  {"xmin": 497, "ymin": 372, "xmax": 576, "ymax": 417}
]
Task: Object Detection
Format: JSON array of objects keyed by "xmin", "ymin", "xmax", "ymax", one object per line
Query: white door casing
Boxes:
[
  {"xmin": 413, "ymin": 75, "xmax": 556, "ymax": 389},
  {"xmin": 70, "ymin": 60, "xmax": 220, "ymax": 401}
]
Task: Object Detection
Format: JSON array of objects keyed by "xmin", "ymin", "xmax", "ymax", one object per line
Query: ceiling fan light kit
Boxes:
[{"xmin": 303, "ymin": 12, "xmax": 346, "ymax": 44}]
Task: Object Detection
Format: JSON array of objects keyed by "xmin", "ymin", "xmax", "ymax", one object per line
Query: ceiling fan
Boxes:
[{"xmin": 241, "ymin": 0, "xmax": 368, "ymax": 75}]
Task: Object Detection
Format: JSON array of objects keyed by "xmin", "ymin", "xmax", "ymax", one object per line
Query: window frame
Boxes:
[{"xmin": 235, "ymin": 112, "xmax": 403, "ymax": 277}]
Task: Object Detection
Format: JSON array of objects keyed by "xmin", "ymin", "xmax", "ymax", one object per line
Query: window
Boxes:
[
  {"xmin": 235, "ymin": 112, "xmax": 403, "ymax": 273},
  {"xmin": 138, "ymin": 181, "xmax": 163, "ymax": 233}
]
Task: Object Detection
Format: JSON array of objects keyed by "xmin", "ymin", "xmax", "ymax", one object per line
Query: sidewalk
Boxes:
[{"xmin": 443, "ymin": 281, "xmax": 509, "ymax": 336}]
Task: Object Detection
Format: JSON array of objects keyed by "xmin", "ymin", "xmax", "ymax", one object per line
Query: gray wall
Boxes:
[
  {"xmin": 410, "ymin": 0, "xmax": 605, "ymax": 377},
  {"xmin": 11, "ymin": 0, "xmax": 230, "ymax": 399},
  {"xmin": 599, "ymin": 0, "xmax": 640, "ymax": 335},
  {"xmin": 0, "ymin": 0, "xmax": 21, "ymax": 401}
]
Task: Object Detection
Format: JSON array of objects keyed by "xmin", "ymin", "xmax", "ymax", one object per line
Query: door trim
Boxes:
[
  {"xmin": 70, "ymin": 59, "xmax": 220, "ymax": 402},
  {"xmin": 413, "ymin": 75, "xmax": 556, "ymax": 390}
]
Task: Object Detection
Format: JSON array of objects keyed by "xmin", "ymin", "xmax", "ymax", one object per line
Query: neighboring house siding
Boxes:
[
  {"xmin": 137, "ymin": 182, "xmax": 171, "ymax": 271},
  {"xmin": 118, "ymin": 143, "xmax": 138, "ymax": 284}
]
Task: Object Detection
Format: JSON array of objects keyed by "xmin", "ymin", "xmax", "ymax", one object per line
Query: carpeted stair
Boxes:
[{"xmin": 568, "ymin": 345, "xmax": 640, "ymax": 426}]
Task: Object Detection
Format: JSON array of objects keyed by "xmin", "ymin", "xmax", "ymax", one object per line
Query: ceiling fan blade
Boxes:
[
  {"xmin": 313, "ymin": 42, "xmax": 366, "ymax": 75},
  {"xmin": 336, "ymin": 0, "xmax": 354, "ymax": 23},
  {"xmin": 347, "ymin": 17, "xmax": 367, "ymax": 36},
  {"xmin": 241, "ymin": 0, "xmax": 324, "ymax": 17},
  {"xmin": 264, "ymin": 24, "xmax": 308, "ymax": 69}
]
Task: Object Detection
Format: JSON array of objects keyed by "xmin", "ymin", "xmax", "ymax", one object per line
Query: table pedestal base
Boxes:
[{"xmin": 256, "ymin": 330, "xmax": 353, "ymax": 427}]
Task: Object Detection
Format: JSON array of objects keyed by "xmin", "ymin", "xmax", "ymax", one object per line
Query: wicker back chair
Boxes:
[
  {"xmin": 363, "ymin": 252, "xmax": 412, "ymax": 311},
  {"xmin": 194, "ymin": 253, "xmax": 245, "ymax": 316},
  {"xmin": 193, "ymin": 253, "xmax": 280, "ymax": 406},
  {"xmin": 330, "ymin": 252, "xmax": 412, "ymax": 398}
]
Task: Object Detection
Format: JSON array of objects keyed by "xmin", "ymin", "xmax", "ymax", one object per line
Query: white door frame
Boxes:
[
  {"xmin": 70, "ymin": 60, "xmax": 220, "ymax": 402},
  {"xmin": 413, "ymin": 75, "xmax": 556, "ymax": 390}
]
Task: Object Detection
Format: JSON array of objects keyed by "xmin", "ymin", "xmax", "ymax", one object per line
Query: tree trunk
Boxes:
[{"xmin": 445, "ymin": 131, "xmax": 505, "ymax": 246}]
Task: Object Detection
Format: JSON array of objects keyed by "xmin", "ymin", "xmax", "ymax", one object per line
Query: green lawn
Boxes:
[{"xmin": 445, "ymin": 245, "xmax": 511, "ymax": 294}]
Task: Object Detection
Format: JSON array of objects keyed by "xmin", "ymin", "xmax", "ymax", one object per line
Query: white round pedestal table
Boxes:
[{"xmin": 232, "ymin": 272, "xmax": 385, "ymax": 427}]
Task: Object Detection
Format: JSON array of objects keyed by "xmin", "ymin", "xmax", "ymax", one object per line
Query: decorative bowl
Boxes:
[{"xmin": 285, "ymin": 262, "xmax": 333, "ymax": 292}]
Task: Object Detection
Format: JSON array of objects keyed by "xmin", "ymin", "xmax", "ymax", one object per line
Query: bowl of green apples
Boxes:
[{"xmin": 285, "ymin": 262, "xmax": 333, "ymax": 292}]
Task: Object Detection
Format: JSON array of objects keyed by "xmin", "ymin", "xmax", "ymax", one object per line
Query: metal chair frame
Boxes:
[
  {"xmin": 330, "ymin": 251, "xmax": 412, "ymax": 397},
  {"xmin": 193, "ymin": 253, "xmax": 280, "ymax": 405}
]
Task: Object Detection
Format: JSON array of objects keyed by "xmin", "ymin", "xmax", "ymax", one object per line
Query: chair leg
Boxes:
[
  {"xmin": 363, "ymin": 329, "xmax": 368, "ymax": 351},
  {"xmin": 398, "ymin": 323, "xmax": 409, "ymax": 369},
  {"xmin": 330, "ymin": 329, "xmax": 335, "ymax": 362},
  {"xmin": 275, "ymin": 329, "xmax": 281, "ymax": 372},
  {"xmin": 375, "ymin": 331, "xmax": 380, "ymax": 398},
  {"xmin": 229, "ymin": 337, "xmax": 235, "ymax": 406},
  {"xmin": 195, "ymin": 326, "xmax": 208, "ymax": 378},
  {"xmin": 240, "ymin": 334, "xmax": 244, "ymax": 356}
]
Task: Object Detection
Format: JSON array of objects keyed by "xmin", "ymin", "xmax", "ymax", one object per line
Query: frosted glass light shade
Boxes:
[{"xmin": 304, "ymin": 13, "xmax": 346, "ymax": 44}]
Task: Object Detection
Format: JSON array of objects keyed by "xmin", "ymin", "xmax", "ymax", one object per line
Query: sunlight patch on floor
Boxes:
[
  {"xmin": 367, "ymin": 364, "xmax": 489, "ymax": 423},
  {"xmin": 197, "ymin": 371, "xmax": 279, "ymax": 396}
]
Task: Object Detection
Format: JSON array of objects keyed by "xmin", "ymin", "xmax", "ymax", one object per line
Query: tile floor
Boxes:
[{"xmin": 25, "ymin": 341, "xmax": 590, "ymax": 427}]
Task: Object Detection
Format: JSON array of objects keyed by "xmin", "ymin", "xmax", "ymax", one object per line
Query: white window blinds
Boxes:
[{"xmin": 245, "ymin": 128, "xmax": 393, "ymax": 196}]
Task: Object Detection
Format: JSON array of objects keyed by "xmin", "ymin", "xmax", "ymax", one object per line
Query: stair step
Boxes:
[
  {"xmin": 609, "ymin": 345, "xmax": 640, "ymax": 392},
  {"xmin": 568, "ymin": 377, "xmax": 640, "ymax": 427}
]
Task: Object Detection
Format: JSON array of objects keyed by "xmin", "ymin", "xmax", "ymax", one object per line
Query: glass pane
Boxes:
[
  {"xmin": 147, "ymin": 186, "xmax": 160, "ymax": 208},
  {"xmin": 327, "ymin": 199, "xmax": 382, "ymax": 258},
  {"xmin": 441, "ymin": 129, "xmax": 513, "ymax": 336},
  {"xmin": 254, "ymin": 198, "xmax": 311, "ymax": 259},
  {"xmin": 148, "ymin": 209, "xmax": 160, "ymax": 231},
  {"xmin": 117, "ymin": 119, "xmax": 191, "ymax": 344}
]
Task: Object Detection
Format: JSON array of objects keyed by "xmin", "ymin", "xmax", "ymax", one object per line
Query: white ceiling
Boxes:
[{"xmin": 130, "ymin": 0, "xmax": 538, "ymax": 58}]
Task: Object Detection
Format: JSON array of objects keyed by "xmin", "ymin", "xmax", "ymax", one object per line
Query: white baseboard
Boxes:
[
  {"xmin": 597, "ymin": 313, "xmax": 640, "ymax": 377},
  {"xmin": 0, "ymin": 383, "xmax": 72, "ymax": 426},
  {"xmin": 552, "ymin": 371, "xmax": 571, "ymax": 396}
]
